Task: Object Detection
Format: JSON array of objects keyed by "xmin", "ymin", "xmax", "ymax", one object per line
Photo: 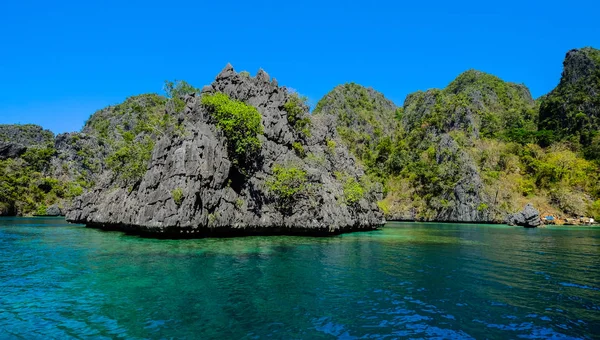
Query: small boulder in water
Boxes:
[
  {"xmin": 45, "ymin": 204, "xmax": 63, "ymax": 216},
  {"xmin": 505, "ymin": 203, "xmax": 541, "ymax": 228}
]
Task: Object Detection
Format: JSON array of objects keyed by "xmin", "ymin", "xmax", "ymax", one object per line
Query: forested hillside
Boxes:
[{"xmin": 315, "ymin": 48, "xmax": 600, "ymax": 222}]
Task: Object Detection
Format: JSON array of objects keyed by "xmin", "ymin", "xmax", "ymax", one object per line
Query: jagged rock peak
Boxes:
[
  {"xmin": 562, "ymin": 47, "xmax": 600, "ymax": 84},
  {"xmin": 256, "ymin": 68, "xmax": 270, "ymax": 83},
  {"xmin": 538, "ymin": 46, "xmax": 600, "ymax": 141},
  {"xmin": 217, "ymin": 63, "xmax": 235, "ymax": 79}
]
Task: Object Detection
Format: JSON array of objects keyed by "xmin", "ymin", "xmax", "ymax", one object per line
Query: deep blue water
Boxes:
[{"xmin": 1, "ymin": 217, "xmax": 599, "ymax": 339}]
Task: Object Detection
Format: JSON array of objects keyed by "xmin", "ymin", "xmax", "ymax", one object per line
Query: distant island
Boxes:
[{"xmin": 1, "ymin": 47, "xmax": 599, "ymax": 235}]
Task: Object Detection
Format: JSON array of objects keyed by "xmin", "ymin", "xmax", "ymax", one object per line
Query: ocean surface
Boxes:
[{"xmin": 0, "ymin": 217, "xmax": 599, "ymax": 339}]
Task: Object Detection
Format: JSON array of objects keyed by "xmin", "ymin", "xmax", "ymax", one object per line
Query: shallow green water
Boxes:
[{"xmin": 0, "ymin": 218, "xmax": 599, "ymax": 339}]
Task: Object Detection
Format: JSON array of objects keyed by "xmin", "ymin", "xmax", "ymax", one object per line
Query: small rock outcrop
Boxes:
[
  {"xmin": 45, "ymin": 204, "xmax": 63, "ymax": 216},
  {"xmin": 0, "ymin": 142, "xmax": 27, "ymax": 160},
  {"xmin": 506, "ymin": 204, "xmax": 541, "ymax": 228},
  {"xmin": 66, "ymin": 65, "xmax": 384, "ymax": 237}
]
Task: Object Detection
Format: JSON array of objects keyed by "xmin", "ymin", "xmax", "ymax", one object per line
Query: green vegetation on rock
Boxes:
[
  {"xmin": 318, "ymin": 59, "xmax": 600, "ymax": 222},
  {"xmin": 266, "ymin": 164, "xmax": 307, "ymax": 208},
  {"xmin": 172, "ymin": 188, "xmax": 184, "ymax": 206},
  {"xmin": 314, "ymin": 83, "xmax": 399, "ymax": 179},
  {"xmin": 0, "ymin": 149, "xmax": 85, "ymax": 216},
  {"xmin": 283, "ymin": 93, "xmax": 311, "ymax": 137},
  {"xmin": 201, "ymin": 92, "xmax": 263, "ymax": 169},
  {"xmin": 164, "ymin": 80, "xmax": 199, "ymax": 113},
  {"xmin": 335, "ymin": 172, "xmax": 365, "ymax": 205},
  {"xmin": 106, "ymin": 136, "xmax": 155, "ymax": 184},
  {"xmin": 2, "ymin": 51, "xmax": 600, "ymax": 224},
  {"xmin": 0, "ymin": 124, "xmax": 54, "ymax": 145},
  {"xmin": 538, "ymin": 48, "xmax": 600, "ymax": 159}
]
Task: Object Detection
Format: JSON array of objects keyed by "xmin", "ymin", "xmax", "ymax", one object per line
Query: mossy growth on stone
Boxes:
[
  {"xmin": 201, "ymin": 92, "xmax": 264, "ymax": 169},
  {"xmin": 326, "ymin": 139, "xmax": 336, "ymax": 153}
]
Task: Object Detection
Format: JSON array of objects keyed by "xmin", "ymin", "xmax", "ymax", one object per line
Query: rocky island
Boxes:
[{"xmin": 65, "ymin": 65, "xmax": 384, "ymax": 236}]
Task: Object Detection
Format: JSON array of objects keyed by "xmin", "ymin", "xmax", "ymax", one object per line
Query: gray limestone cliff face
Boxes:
[
  {"xmin": 50, "ymin": 132, "xmax": 109, "ymax": 184},
  {"xmin": 431, "ymin": 134, "xmax": 487, "ymax": 222},
  {"xmin": 67, "ymin": 65, "xmax": 385, "ymax": 236}
]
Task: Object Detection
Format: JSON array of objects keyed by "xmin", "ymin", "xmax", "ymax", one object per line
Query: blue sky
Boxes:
[{"xmin": 1, "ymin": 0, "xmax": 599, "ymax": 134}]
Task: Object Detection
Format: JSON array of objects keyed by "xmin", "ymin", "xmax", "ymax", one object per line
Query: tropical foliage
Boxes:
[{"xmin": 201, "ymin": 92, "xmax": 264, "ymax": 169}]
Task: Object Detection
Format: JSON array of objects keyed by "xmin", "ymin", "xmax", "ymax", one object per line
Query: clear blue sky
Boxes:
[{"xmin": 1, "ymin": 0, "xmax": 599, "ymax": 134}]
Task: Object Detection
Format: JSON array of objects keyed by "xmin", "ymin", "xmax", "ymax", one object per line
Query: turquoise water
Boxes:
[{"xmin": 0, "ymin": 218, "xmax": 599, "ymax": 339}]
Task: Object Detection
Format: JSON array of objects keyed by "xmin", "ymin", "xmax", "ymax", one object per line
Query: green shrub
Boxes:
[
  {"xmin": 377, "ymin": 200, "xmax": 390, "ymax": 214},
  {"xmin": 343, "ymin": 178, "xmax": 364, "ymax": 204},
  {"xmin": 66, "ymin": 183, "xmax": 84, "ymax": 198},
  {"xmin": 239, "ymin": 71, "xmax": 250, "ymax": 78},
  {"xmin": 172, "ymin": 188, "xmax": 184, "ymax": 206},
  {"xmin": 326, "ymin": 139, "xmax": 336, "ymax": 153},
  {"xmin": 235, "ymin": 198, "xmax": 245, "ymax": 208},
  {"xmin": 591, "ymin": 200, "xmax": 600, "ymax": 220},
  {"xmin": 90, "ymin": 118, "xmax": 110, "ymax": 139},
  {"xmin": 335, "ymin": 172, "xmax": 364, "ymax": 205},
  {"xmin": 201, "ymin": 93, "xmax": 264, "ymax": 169},
  {"xmin": 106, "ymin": 136, "xmax": 155, "ymax": 183},
  {"xmin": 35, "ymin": 204, "xmax": 47, "ymax": 216},
  {"xmin": 266, "ymin": 164, "xmax": 307, "ymax": 204},
  {"xmin": 292, "ymin": 142, "xmax": 305, "ymax": 157},
  {"xmin": 283, "ymin": 93, "xmax": 311, "ymax": 136},
  {"xmin": 164, "ymin": 80, "xmax": 199, "ymax": 113},
  {"xmin": 22, "ymin": 146, "xmax": 55, "ymax": 172}
]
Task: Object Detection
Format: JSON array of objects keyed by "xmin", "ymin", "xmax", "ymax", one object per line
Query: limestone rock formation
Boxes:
[
  {"xmin": 539, "ymin": 47, "xmax": 600, "ymax": 148},
  {"xmin": 0, "ymin": 142, "xmax": 27, "ymax": 160},
  {"xmin": 0, "ymin": 124, "xmax": 54, "ymax": 160},
  {"xmin": 319, "ymin": 70, "xmax": 538, "ymax": 223},
  {"xmin": 45, "ymin": 204, "xmax": 63, "ymax": 216},
  {"xmin": 506, "ymin": 204, "xmax": 541, "ymax": 228},
  {"xmin": 66, "ymin": 65, "xmax": 385, "ymax": 236},
  {"xmin": 50, "ymin": 132, "xmax": 109, "ymax": 184}
]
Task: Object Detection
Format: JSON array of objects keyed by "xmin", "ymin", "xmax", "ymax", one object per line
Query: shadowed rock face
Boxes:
[
  {"xmin": 0, "ymin": 142, "xmax": 27, "ymax": 160},
  {"xmin": 66, "ymin": 65, "xmax": 384, "ymax": 237}
]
